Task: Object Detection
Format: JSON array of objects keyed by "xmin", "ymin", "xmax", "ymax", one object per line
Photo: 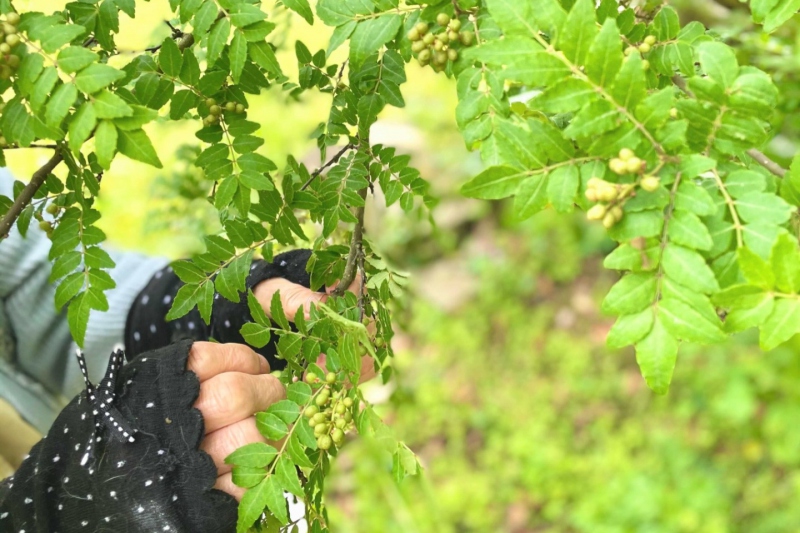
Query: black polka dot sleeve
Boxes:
[
  {"xmin": 0, "ymin": 340, "xmax": 238, "ymax": 533},
  {"xmin": 124, "ymin": 249, "xmax": 318, "ymax": 371}
]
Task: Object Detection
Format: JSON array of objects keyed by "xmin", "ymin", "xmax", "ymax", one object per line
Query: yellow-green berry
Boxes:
[
  {"xmin": 618, "ymin": 148, "xmax": 634, "ymax": 161},
  {"xmin": 638, "ymin": 42, "xmax": 651, "ymax": 54},
  {"xmin": 5, "ymin": 13, "xmax": 20, "ymax": 25},
  {"xmin": 640, "ymin": 176, "xmax": 661, "ymax": 192},
  {"xmin": 449, "ymin": 18, "xmax": 462, "ymax": 31},
  {"xmin": 625, "ymin": 157, "xmax": 643, "ymax": 174},
  {"xmin": 326, "ymin": 372, "xmax": 336, "ymax": 384},
  {"xmin": 317, "ymin": 435, "xmax": 332, "ymax": 450},
  {"xmin": 644, "ymin": 35, "xmax": 657, "ymax": 46},
  {"xmin": 415, "ymin": 22, "xmax": 429, "ymax": 35},
  {"xmin": 5, "ymin": 34, "xmax": 18, "ymax": 47},
  {"xmin": 436, "ymin": 12, "xmax": 450, "ymax": 26},
  {"xmin": 447, "ymin": 48, "xmax": 458, "ymax": 62},
  {"xmin": 586, "ymin": 204, "xmax": 607, "ymax": 221},
  {"xmin": 235, "ymin": 103, "xmax": 245, "ymax": 113}
]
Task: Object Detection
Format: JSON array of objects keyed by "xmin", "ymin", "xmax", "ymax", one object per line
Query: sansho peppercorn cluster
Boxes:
[
  {"xmin": 302, "ymin": 371, "xmax": 355, "ymax": 451},
  {"xmin": 408, "ymin": 12, "xmax": 475, "ymax": 71}
]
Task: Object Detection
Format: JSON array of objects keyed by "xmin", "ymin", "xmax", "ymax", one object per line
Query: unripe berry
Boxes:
[
  {"xmin": 209, "ymin": 104, "xmax": 221, "ymax": 116},
  {"xmin": 669, "ymin": 107, "xmax": 679, "ymax": 119},
  {"xmin": 225, "ymin": 101, "xmax": 236, "ymax": 112},
  {"xmin": 304, "ymin": 405, "xmax": 319, "ymax": 418},
  {"xmin": 334, "ymin": 418, "xmax": 346, "ymax": 429},
  {"xmin": 235, "ymin": 103, "xmax": 245, "ymax": 113},
  {"xmin": 586, "ymin": 204, "xmax": 607, "ymax": 221},
  {"xmin": 447, "ymin": 48, "xmax": 459, "ymax": 62},
  {"xmin": 2, "ymin": 24, "xmax": 15, "ymax": 35},
  {"xmin": 438, "ymin": 32, "xmax": 450, "ymax": 45},
  {"xmin": 375, "ymin": 337, "xmax": 385, "ymax": 348},
  {"xmin": 0, "ymin": 43, "xmax": 10, "ymax": 54},
  {"xmin": 641, "ymin": 59, "xmax": 650, "ymax": 71},
  {"xmin": 0, "ymin": 136, "xmax": 6, "ymax": 147},
  {"xmin": 317, "ymin": 435, "xmax": 332, "ymax": 450},
  {"xmin": 305, "ymin": 372, "xmax": 318, "ymax": 384},
  {"xmin": 448, "ymin": 30, "xmax": 459, "ymax": 42},
  {"xmin": 602, "ymin": 212, "xmax": 617, "ymax": 229},
  {"xmin": 624, "ymin": 46, "xmax": 637, "ymax": 56},
  {"xmin": 418, "ymin": 49, "xmax": 432, "ymax": 63},
  {"xmin": 408, "ymin": 28, "xmax": 421, "ymax": 41},
  {"xmin": 609, "ymin": 158, "xmax": 627, "ymax": 175},
  {"xmin": 638, "ymin": 42, "xmax": 651, "ymax": 54},
  {"xmin": 315, "ymin": 394, "xmax": 328, "ymax": 406},
  {"xmin": 625, "ymin": 157, "xmax": 643, "ymax": 174},
  {"xmin": 597, "ymin": 184, "xmax": 618, "ymax": 202},
  {"xmin": 644, "ymin": 35, "xmax": 657, "ymax": 46},
  {"xmin": 436, "ymin": 12, "xmax": 450, "ymax": 26},
  {"xmin": 415, "ymin": 22, "xmax": 429, "ymax": 35},
  {"xmin": 343, "ymin": 411, "xmax": 352, "ymax": 422},
  {"xmin": 434, "ymin": 51, "xmax": 447, "ymax": 65},
  {"xmin": 326, "ymin": 372, "xmax": 336, "ymax": 384},
  {"xmin": 585, "ymin": 188, "xmax": 598, "ymax": 202},
  {"xmin": 314, "ymin": 423, "xmax": 328, "ymax": 436},
  {"xmin": 205, "ymin": 97, "xmax": 216, "ymax": 107},
  {"xmin": 618, "ymin": 148, "xmax": 634, "ymax": 161},
  {"xmin": 312, "ymin": 412, "xmax": 327, "ymax": 424},
  {"xmin": 335, "ymin": 403, "xmax": 346, "ymax": 415},
  {"xmin": 423, "ymin": 32, "xmax": 435, "ymax": 45},
  {"xmin": 411, "ymin": 40, "xmax": 426, "ymax": 53},
  {"xmin": 38, "ymin": 220, "xmax": 52, "ymax": 231},
  {"xmin": 5, "ymin": 13, "xmax": 19, "ymax": 25},
  {"xmin": 5, "ymin": 34, "xmax": 18, "ymax": 47},
  {"xmin": 640, "ymin": 176, "xmax": 661, "ymax": 192},
  {"xmin": 331, "ymin": 428, "xmax": 345, "ymax": 445},
  {"xmin": 46, "ymin": 203, "xmax": 59, "ymax": 215},
  {"xmin": 343, "ymin": 397, "xmax": 354, "ymax": 408},
  {"xmin": 610, "ymin": 206, "xmax": 624, "ymax": 222},
  {"xmin": 433, "ymin": 39, "xmax": 445, "ymax": 51},
  {"xmin": 459, "ymin": 31, "xmax": 475, "ymax": 46}
]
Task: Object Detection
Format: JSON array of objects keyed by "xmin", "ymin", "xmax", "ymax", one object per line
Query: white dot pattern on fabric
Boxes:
[
  {"xmin": 133, "ymin": 331, "xmax": 141, "ymax": 341},
  {"xmin": 188, "ymin": 322, "xmax": 195, "ymax": 330},
  {"xmin": 150, "ymin": 324, "xmax": 157, "ymax": 334},
  {"xmin": 141, "ymin": 294, "xmax": 149, "ymax": 305},
  {"xmin": 145, "ymin": 480, "xmax": 152, "ymax": 486},
  {"xmin": 163, "ymin": 295, "xmax": 172, "ymax": 304},
  {"xmin": 224, "ymin": 320, "xmax": 231, "ymax": 328}
]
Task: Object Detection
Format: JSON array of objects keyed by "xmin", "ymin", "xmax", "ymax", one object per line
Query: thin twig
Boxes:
[
  {"xmin": 746, "ymin": 149, "xmax": 787, "ymax": 178},
  {"xmin": 332, "ymin": 187, "xmax": 367, "ymax": 297},
  {"xmin": 3, "ymin": 143, "xmax": 58, "ymax": 149},
  {"xmin": 300, "ymin": 144, "xmax": 355, "ymax": 191},
  {"xmin": 0, "ymin": 148, "xmax": 63, "ymax": 238}
]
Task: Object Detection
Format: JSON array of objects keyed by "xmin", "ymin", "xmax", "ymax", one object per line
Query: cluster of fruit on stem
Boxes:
[
  {"xmin": 586, "ymin": 148, "xmax": 660, "ymax": 229},
  {"xmin": 624, "ymin": 34, "xmax": 657, "ymax": 71},
  {"xmin": 303, "ymin": 372, "xmax": 355, "ymax": 451},
  {"xmin": 202, "ymin": 97, "xmax": 246, "ymax": 126},
  {"xmin": 408, "ymin": 13, "xmax": 475, "ymax": 72}
]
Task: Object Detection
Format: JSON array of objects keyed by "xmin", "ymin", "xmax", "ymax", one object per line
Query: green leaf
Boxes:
[
  {"xmin": 266, "ymin": 400, "xmax": 300, "ymax": 424},
  {"xmin": 738, "ymin": 246, "xmax": 775, "ymax": 290},
  {"xmin": 602, "ymin": 273, "xmax": 656, "ymax": 315},
  {"xmin": 158, "ymin": 36, "xmax": 183, "ymax": 77},
  {"xmin": 55, "ymin": 271, "xmax": 84, "ymax": 310},
  {"xmin": 192, "ymin": 0, "xmax": 218, "ymax": 38},
  {"xmin": 286, "ymin": 433, "xmax": 314, "ymax": 468},
  {"xmin": 284, "ymin": 0, "xmax": 314, "ymax": 24},
  {"xmin": 770, "ymin": 233, "xmax": 800, "ymax": 293},
  {"xmin": 255, "ymin": 412, "xmax": 288, "ymax": 440},
  {"xmin": 117, "ymin": 128, "xmax": 163, "ymax": 168},
  {"xmin": 659, "ymin": 297, "xmax": 726, "ymax": 344},
  {"xmin": 557, "ymin": 0, "xmax": 597, "ymax": 65},
  {"xmin": 735, "ymin": 192, "xmax": 793, "ymax": 225},
  {"xmin": 93, "ymin": 89, "xmax": 133, "ymax": 119},
  {"xmin": 668, "ymin": 210, "xmax": 713, "ymax": 251},
  {"xmin": 228, "ymin": 3, "xmax": 266, "ymax": 27},
  {"xmin": 462, "ymin": 166, "xmax": 527, "ymax": 200},
  {"xmin": 236, "ymin": 476, "xmax": 285, "ymax": 533},
  {"xmin": 94, "ymin": 120, "xmax": 118, "ymax": 169},
  {"xmin": 349, "ymin": 14, "xmax": 402, "ymax": 69},
  {"xmin": 607, "ymin": 308, "xmax": 654, "ymax": 349},
  {"xmin": 231, "ymin": 466, "xmax": 265, "ymax": 489},
  {"xmin": 270, "ymin": 290, "xmax": 291, "ymax": 330},
  {"xmin": 245, "ymin": 289, "xmax": 269, "ymax": 327},
  {"xmin": 229, "ymin": 30, "xmax": 247, "ymax": 84},
  {"xmin": 57, "ymin": 46, "xmax": 99, "ymax": 74},
  {"xmin": 610, "ymin": 52, "xmax": 647, "ymax": 110},
  {"xmin": 531, "ymin": 78, "xmax": 595, "ymax": 113},
  {"xmin": 585, "ymin": 18, "xmax": 623, "ymax": 87},
  {"xmin": 74, "ymin": 63, "xmax": 125, "ymax": 94},
  {"xmin": 40, "ymin": 24, "xmax": 85, "ymax": 53},
  {"xmin": 170, "ymin": 90, "xmax": 198, "ymax": 119},
  {"xmin": 31, "ymin": 68, "xmax": 59, "ymax": 113},
  {"xmin": 275, "ymin": 456, "xmax": 303, "ymax": 498},
  {"xmin": 207, "ymin": 17, "xmax": 231, "ymax": 66},
  {"xmin": 674, "ymin": 182, "xmax": 716, "ymax": 216},
  {"xmin": 240, "ymin": 323, "xmax": 271, "ymax": 348},
  {"xmin": 724, "ymin": 293, "xmax": 774, "ymax": 333},
  {"xmin": 564, "ymin": 100, "xmax": 618, "ymax": 139},
  {"xmin": 286, "ymin": 382, "xmax": 312, "ymax": 405},
  {"xmin": 316, "ymin": 0, "xmax": 373, "ymax": 26},
  {"xmin": 662, "ymin": 244, "xmax": 719, "ymax": 293},
  {"xmin": 546, "ymin": 165, "xmax": 579, "ymax": 213},
  {"xmin": 43, "ymin": 82, "xmax": 76, "ymax": 128},
  {"xmin": 635, "ymin": 316, "xmax": 678, "ymax": 395},
  {"xmin": 249, "ymin": 41, "xmax": 282, "ymax": 76},
  {"xmin": 224, "ymin": 442, "xmax": 278, "ymax": 467},
  {"xmin": 69, "ymin": 102, "xmax": 97, "ymax": 154},
  {"xmin": 760, "ymin": 298, "xmax": 800, "ymax": 350},
  {"xmin": 696, "ymin": 41, "xmax": 739, "ymax": 88},
  {"xmin": 763, "ymin": 0, "xmax": 800, "ymax": 32},
  {"xmin": 68, "ymin": 291, "xmax": 92, "ymax": 347},
  {"xmin": 653, "ymin": 6, "xmax": 680, "ymax": 41},
  {"xmin": 239, "ymin": 170, "xmax": 273, "ymax": 190},
  {"xmin": 727, "ymin": 170, "xmax": 766, "ymax": 199}
]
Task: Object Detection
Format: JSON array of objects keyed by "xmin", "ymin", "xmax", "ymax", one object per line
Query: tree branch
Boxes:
[
  {"xmin": 300, "ymin": 143, "xmax": 355, "ymax": 191},
  {"xmin": 746, "ymin": 149, "xmax": 787, "ymax": 178},
  {"xmin": 332, "ymin": 187, "xmax": 367, "ymax": 297},
  {"xmin": 0, "ymin": 148, "xmax": 64, "ymax": 238}
]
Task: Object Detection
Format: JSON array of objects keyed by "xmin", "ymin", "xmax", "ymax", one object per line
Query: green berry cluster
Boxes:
[
  {"xmin": 33, "ymin": 202, "xmax": 61, "ymax": 238},
  {"xmin": 586, "ymin": 148, "xmax": 661, "ymax": 228},
  {"xmin": 0, "ymin": 12, "xmax": 21, "ymax": 80},
  {"xmin": 408, "ymin": 13, "xmax": 475, "ymax": 72},
  {"xmin": 624, "ymin": 34, "xmax": 657, "ymax": 71},
  {"xmin": 302, "ymin": 371, "xmax": 355, "ymax": 451},
  {"xmin": 202, "ymin": 97, "xmax": 245, "ymax": 126}
]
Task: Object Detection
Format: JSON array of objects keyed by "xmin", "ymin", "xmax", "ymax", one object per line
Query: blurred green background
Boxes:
[{"xmin": 10, "ymin": 1, "xmax": 800, "ymax": 531}]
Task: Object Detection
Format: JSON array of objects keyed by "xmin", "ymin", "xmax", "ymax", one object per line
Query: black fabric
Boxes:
[
  {"xmin": 0, "ymin": 340, "xmax": 238, "ymax": 532},
  {"xmin": 124, "ymin": 249, "xmax": 317, "ymax": 370}
]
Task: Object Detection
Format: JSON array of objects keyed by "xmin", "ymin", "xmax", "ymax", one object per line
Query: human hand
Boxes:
[
  {"xmin": 188, "ymin": 342, "xmax": 285, "ymax": 500},
  {"xmin": 253, "ymin": 275, "xmax": 378, "ymax": 382}
]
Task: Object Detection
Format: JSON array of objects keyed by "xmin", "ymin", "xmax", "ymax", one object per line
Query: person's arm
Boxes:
[{"xmin": 0, "ymin": 170, "xmax": 168, "ymax": 433}]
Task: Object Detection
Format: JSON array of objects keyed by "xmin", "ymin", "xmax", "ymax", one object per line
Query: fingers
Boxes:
[
  {"xmin": 187, "ymin": 342, "xmax": 270, "ymax": 382},
  {"xmin": 200, "ymin": 417, "xmax": 277, "ymax": 476},
  {"xmin": 214, "ymin": 472, "xmax": 246, "ymax": 501},
  {"xmin": 195, "ymin": 372, "xmax": 286, "ymax": 434},
  {"xmin": 253, "ymin": 277, "xmax": 327, "ymax": 322},
  {"xmin": 325, "ymin": 272, "xmax": 363, "ymax": 296}
]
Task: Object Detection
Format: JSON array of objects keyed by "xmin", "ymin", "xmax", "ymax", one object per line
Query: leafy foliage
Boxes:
[{"xmin": 1, "ymin": 0, "xmax": 799, "ymax": 529}]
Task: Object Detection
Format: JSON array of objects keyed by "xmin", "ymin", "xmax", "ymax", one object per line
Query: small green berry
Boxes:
[
  {"xmin": 459, "ymin": 31, "xmax": 475, "ymax": 46},
  {"xmin": 433, "ymin": 39, "xmax": 445, "ymax": 51},
  {"xmin": 447, "ymin": 48, "xmax": 459, "ymax": 62},
  {"xmin": 209, "ymin": 104, "xmax": 221, "ymax": 116},
  {"xmin": 638, "ymin": 42, "xmax": 651, "ymax": 54},
  {"xmin": 602, "ymin": 212, "xmax": 617, "ymax": 229},
  {"xmin": 418, "ymin": 49, "xmax": 432, "ymax": 63},
  {"xmin": 411, "ymin": 41, "xmax": 427, "ymax": 53},
  {"xmin": 618, "ymin": 148, "xmax": 634, "ymax": 161},
  {"xmin": 414, "ymin": 22, "xmax": 429, "ymax": 35},
  {"xmin": 436, "ymin": 12, "xmax": 450, "ymax": 26},
  {"xmin": 6, "ymin": 54, "xmax": 18, "ymax": 68},
  {"xmin": 669, "ymin": 107, "xmax": 679, "ymax": 119},
  {"xmin": 448, "ymin": 18, "xmax": 462, "ymax": 31},
  {"xmin": 434, "ymin": 51, "xmax": 447, "ymax": 65},
  {"xmin": 38, "ymin": 220, "xmax": 52, "ymax": 231},
  {"xmin": 0, "ymin": 43, "xmax": 10, "ymax": 54},
  {"xmin": 304, "ymin": 405, "xmax": 319, "ymax": 418},
  {"xmin": 407, "ymin": 28, "xmax": 421, "ymax": 41},
  {"xmin": 334, "ymin": 418, "xmax": 346, "ymax": 429},
  {"xmin": 422, "ymin": 33, "xmax": 435, "ymax": 45},
  {"xmin": 586, "ymin": 204, "xmax": 607, "ymax": 221},
  {"xmin": 641, "ymin": 59, "xmax": 650, "ymax": 71},
  {"xmin": 640, "ymin": 176, "xmax": 661, "ymax": 192},
  {"xmin": 331, "ymin": 428, "xmax": 344, "ymax": 445},
  {"xmin": 5, "ymin": 13, "xmax": 20, "ymax": 25},
  {"xmin": 335, "ymin": 403, "xmax": 346, "ymax": 415},
  {"xmin": 205, "ymin": 98, "xmax": 216, "ymax": 107},
  {"xmin": 312, "ymin": 413, "xmax": 327, "ymax": 424},
  {"xmin": 644, "ymin": 35, "xmax": 657, "ymax": 46},
  {"xmin": 225, "ymin": 101, "xmax": 236, "ymax": 112},
  {"xmin": 235, "ymin": 103, "xmax": 245, "ymax": 113},
  {"xmin": 624, "ymin": 46, "xmax": 637, "ymax": 56},
  {"xmin": 448, "ymin": 30, "xmax": 459, "ymax": 42},
  {"xmin": 625, "ymin": 157, "xmax": 643, "ymax": 174},
  {"xmin": 343, "ymin": 397, "xmax": 354, "ymax": 408},
  {"xmin": 305, "ymin": 372, "xmax": 318, "ymax": 384},
  {"xmin": 5, "ymin": 34, "xmax": 18, "ymax": 47},
  {"xmin": 326, "ymin": 372, "xmax": 336, "ymax": 384},
  {"xmin": 317, "ymin": 435, "xmax": 332, "ymax": 450},
  {"xmin": 46, "ymin": 203, "xmax": 59, "ymax": 215}
]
